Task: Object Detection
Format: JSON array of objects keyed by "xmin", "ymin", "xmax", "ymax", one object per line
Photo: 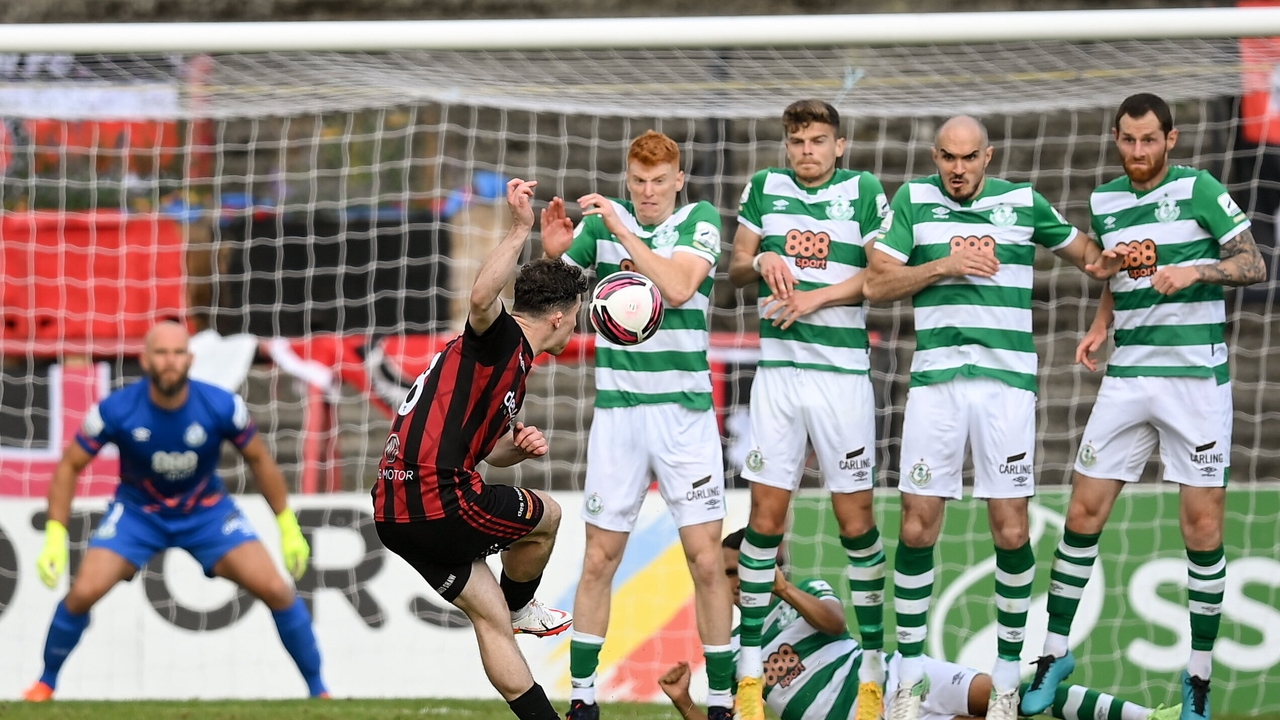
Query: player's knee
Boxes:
[
  {"xmin": 581, "ymin": 542, "xmax": 621, "ymax": 578},
  {"xmin": 256, "ymin": 576, "xmax": 296, "ymax": 611},
  {"xmin": 63, "ymin": 588, "xmax": 98, "ymax": 615},
  {"xmin": 537, "ymin": 495, "xmax": 562, "ymax": 533},
  {"xmin": 685, "ymin": 544, "xmax": 725, "ymax": 586},
  {"xmin": 899, "ymin": 513, "xmax": 935, "ymax": 547},
  {"xmin": 990, "ymin": 522, "xmax": 1029, "ymax": 549},
  {"xmin": 1182, "ymin": 513, "xmax": 1223, "ymax": 550},
  {"xmin": 1065, "ymin": 496, "xmax": 1108, "ymax": 534}
]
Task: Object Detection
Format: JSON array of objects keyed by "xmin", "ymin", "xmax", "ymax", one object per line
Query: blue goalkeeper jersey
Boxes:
[{"xmin": 76, "ymin": 379, "xmax": 257, "ymax": 514}]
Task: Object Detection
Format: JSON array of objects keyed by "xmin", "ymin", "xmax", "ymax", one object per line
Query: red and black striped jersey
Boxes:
[{"xmin": 372, "ymin": 306, "xmax": 534, "ymax": 522}]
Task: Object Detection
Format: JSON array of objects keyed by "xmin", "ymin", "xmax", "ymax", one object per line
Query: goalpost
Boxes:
[{"xmin": 0, "ymin": 7, "xmax": 1277, "ymax": 708}]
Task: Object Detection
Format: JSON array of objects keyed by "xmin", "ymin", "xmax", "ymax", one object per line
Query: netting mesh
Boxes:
[{"xmin": 0, "ymin": 37, "xmax": 1277, "ymax": 707}]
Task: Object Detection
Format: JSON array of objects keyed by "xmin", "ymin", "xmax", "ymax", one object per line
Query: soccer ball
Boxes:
[{"xmin": 589, "ymin": 271, "xmax": 664, "ymax": 346}]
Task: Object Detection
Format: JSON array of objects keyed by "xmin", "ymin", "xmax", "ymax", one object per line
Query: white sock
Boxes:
[
  {"xmin": 859, "ymin": 649, "xmax": 886, "ymax": 685},
  {"xmin": 707, "ymin": 689, "xmax": 733, "ymax": 708},
  {"xmin": 570, "ymin": 673, "xmax": 596, "ymax": 704},
  {"xmin": 991, "ymin": 658, "xmax": 1022, "ymax": 693},
  {"xmin": 739, "ymin": 645, "xmax": 763, "ymax": 679},
  {"xmin": 899, "ymin": 655, "xmax": 926, "ymax": 686},
  {"xmin": 1121, "ymin": 701, "xmax": 1153, "ymax": 720},
  {"xmin": 1188, "ymin": 650, "xmax": 1213, "ymax": 680},
  {"xmin": 1044, "ymin": 631, "xmax": 1069, "ymax": 658}
]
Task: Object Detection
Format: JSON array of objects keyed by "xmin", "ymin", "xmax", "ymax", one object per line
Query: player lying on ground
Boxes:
[
  {"xmin": 727, "ymin": 98, "xmax": 890, "ymax": 720},
  {"xmin": 541, "ymin": 130, "xmax": 735, "ymax": 720},
  {"xmin": 862, "ymin": 114, "xmax": 1128, "ymax": 720},
  {"xmin": 27, "ymin": 321, "xmax": 325, "ymax": 701},
  {"xmin": 657, "ymin": 528, "xmax": 1182, "ymax": 720},
  {"xmin": 372, "ymin": 178, "xmax": 588, "ymax": 720},
  {"xmin": 1020, "ymin": 92, "xmax": 1266, "ymax": 720}
]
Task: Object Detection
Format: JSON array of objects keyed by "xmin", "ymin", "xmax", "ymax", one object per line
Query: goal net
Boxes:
[{"xmin": 0, "ymin": 15, "xmax": 1277, "ymax": 709}]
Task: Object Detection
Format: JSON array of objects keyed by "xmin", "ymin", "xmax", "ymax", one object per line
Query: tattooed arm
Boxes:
[{"xmin": 1151, "ymin": 229, "xmax": 1268, "ymax": 295}]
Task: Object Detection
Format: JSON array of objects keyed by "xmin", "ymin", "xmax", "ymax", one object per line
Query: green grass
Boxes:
[
  {"xmin": 0, "ymin": 699, "xmax": 686, "ymax": 720},
  {"xmin": 1, "ymin": 701, "xmax": 1277, "ymax": 720}
]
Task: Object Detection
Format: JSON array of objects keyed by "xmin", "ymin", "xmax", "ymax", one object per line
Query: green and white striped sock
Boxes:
[{"xmin": 1186, "ymin": 545, "xmax": 1226, "ymax": 679}]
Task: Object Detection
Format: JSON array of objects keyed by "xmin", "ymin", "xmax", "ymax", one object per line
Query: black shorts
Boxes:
[{"xmin": 375, "ymin": 484, "xmax": 544, "ymax": 602}]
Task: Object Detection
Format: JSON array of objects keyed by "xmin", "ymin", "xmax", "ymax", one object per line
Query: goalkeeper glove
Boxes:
[
  {"xmin": 36, "ymin": 519, "xmax": 69, "ymax": 588},
  {"xmin": 276, "ymin": 508, "xmax": 310, "ymax": 580}
]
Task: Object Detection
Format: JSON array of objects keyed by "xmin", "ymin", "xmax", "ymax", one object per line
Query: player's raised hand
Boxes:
[
  {"xmin": 540, "ymin": 196, "xmax": 575, "ymax": 258},
  {"xmin": 1151, "ymin": 265, "xmax": 1198, "ymax": 295},
  {"xmin": 1076, "ymin": 323, "xmax": 1108, "ymax": 372},
  {"xmin": 756, "ymin": 251, "xmax": 796, "ymax": 300},
  {"xmin": 35, "ymin": 518, "xmax": 69, "ymax": 588},
  {"xmin": 658, "ymin": 661, "xmax": 693, "ymax": 700},
  {"xmin": 506, "ymin": 178, "xmax": 537, "ymax": 229},
  {"xmin": 578, "ymin": 193, "xmax": 626, "ymax": 237},
  {"xmin": 275, "ymin": 509, "xmax": 310, "ymax": 581},
  {"xmin": 1086, "ymin": 244, "xmax": 1130, "ymax": 279},
  {"xmin": 512, "ymin": 422, "xmax": 549, "ymax": 458},
  {"xmin": 941, "ymin": 247, "xmax": 1000, "ymax": 278}
]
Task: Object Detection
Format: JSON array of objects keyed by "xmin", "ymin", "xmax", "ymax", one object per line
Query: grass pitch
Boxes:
[
  {"xmin": 0, "ymin": 699, "xmax": 683, "ymax": 720},
  {"xmin": 1, "ymin": 700, "xmax": 1276, "ymax": 720}
]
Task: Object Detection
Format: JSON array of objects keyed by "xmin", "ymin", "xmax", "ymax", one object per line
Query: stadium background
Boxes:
[{"xmin": 0, "ymin": 0, "xmax": 1278, "ymax": 713}]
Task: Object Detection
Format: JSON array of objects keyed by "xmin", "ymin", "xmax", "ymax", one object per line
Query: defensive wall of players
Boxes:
[{"xmin": 0, "ymin": 488, "xmax": 1276, "ymax": 708}]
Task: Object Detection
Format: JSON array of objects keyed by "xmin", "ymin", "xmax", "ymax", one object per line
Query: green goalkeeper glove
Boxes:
[
  {"xmin": 36, "ymin": 519, "xmax": 69, "ymax": 588},
  {"xmin": 276, "ymin": 508, "xmax": 310, "ymax": 581}
]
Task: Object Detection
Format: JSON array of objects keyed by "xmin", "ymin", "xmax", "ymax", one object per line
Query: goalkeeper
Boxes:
[
  {"xmin": 657, "ymin": 528, "xmax": 1183, "ymax": 720},
  {"xmin": 24, "ymin": 322, "xmax": 325, "ymax": 701}
]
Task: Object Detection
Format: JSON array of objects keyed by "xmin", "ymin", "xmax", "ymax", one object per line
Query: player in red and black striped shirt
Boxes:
[{"xmin": 373, "ymin": 178, "xmax": 586, "ymax": 720}]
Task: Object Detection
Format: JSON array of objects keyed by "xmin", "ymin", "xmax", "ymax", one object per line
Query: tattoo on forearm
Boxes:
[{"xmin": 1195, "ymin": 230, "xmax": 1267, "ymax": 286}]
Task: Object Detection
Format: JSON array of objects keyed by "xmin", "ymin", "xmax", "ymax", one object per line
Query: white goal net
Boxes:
[{"xmin": 0, "ymin": 16, "xmax": 1277, "ymax": 708}]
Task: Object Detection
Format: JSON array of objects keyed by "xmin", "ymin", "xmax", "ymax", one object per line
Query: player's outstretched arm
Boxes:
[
  {"xmin": 659, "ymin": 661, "xmax": 711, "ymax": 720},
  {"xmin": 240, "ymin": 434, "xmax": 309, "ymax": 580},
  {"xmin": 863, "ymin": 242, "xmax": 995, "ymax": 302},
  {"xmin": 483, "ymin": 422, "xmax": 549, "ymax": 468},
  {"xmin": 37, "ymin": 442, "xmax": 95, "ymax": 588},
  {"xmin": 470, "ymin": 178, "xmax": 537, "ymax": 334},
  {"xmin": 1054, "ymin": 232, "xmax": 1129, "ymax": 280}
]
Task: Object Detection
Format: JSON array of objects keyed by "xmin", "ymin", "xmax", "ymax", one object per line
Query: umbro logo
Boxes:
[
  {"xmin": 772, "ymin": 199, "xmax": 789, "ymax": 210},
  {"xmin": 1104, "ymin": 216, "xmax": 1116, "ymax": 228},
  {"xmin": 932, "ymin": 207, "xmax": 951, "ymax": 218}
]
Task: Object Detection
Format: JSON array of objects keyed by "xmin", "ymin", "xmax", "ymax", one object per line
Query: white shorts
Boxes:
[
  {"xmin": 741, "ymin": 366, "xmax": 877, "ymax": 494},
  {"xmin": 1074, "ymin": 375, "xmax": 1232, "ymax": 487},
  {"xmin": 582, "ymin": 404, "xmax": 727, "ymax": 532},
  {"xmin": 898, "ymin": 376, "xmax": 1037, "ymax": 500},
  {"xmin": 884, "ymin": 652, "xmax": 981, "ymax": 720}
]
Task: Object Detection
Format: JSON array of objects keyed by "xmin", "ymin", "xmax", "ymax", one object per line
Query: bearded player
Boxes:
[
  {"xmin": 374, "ymin": 178, "xmax": 588, "ymax": 720},
  {"xmin": 1021, "ymin": 93, "xmax": 1265, "ymax": 720},
  {"xmin": 863, "ymin": 115, "xmax": 1128, "ymax": 720},
  {"xmin": 542, "ymin": 130, "xmax": 735, "ymax": 720},
  {"xmin": 26, "ymin": 321, "xmax": 324, "ymax": 701},
  {"xmin": 727, "ymin": 99, "xmax": 890, "ymax": 720}
]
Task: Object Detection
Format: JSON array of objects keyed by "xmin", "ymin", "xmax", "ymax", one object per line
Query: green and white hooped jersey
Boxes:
[
  {"xmin": 875, "ymin": 175, "xmax": 1078, "ymax": 394},
  {"xmin": 738, "ymin": 168, "xmax": 888, "ymax": 374},
  {"xmin": 564, "ymin": 199, "xmax": 721, "ymax": 411},
  {"xmin": 733, "ymin": 578, "xmax": 865, "ymax": 720},
  {"xmin": 1090, "ymin": 165, "xmax": 1250, "ymax": 385}
]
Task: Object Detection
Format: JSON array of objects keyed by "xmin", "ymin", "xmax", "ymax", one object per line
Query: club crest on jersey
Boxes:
[
  {"xmin": 132, "ymin": 427, "xmax": 151, "ymax": 442},
  {"xmin": 1078, "ymin": 442, "xmax": 1098, "ymax": 468},
  {"xmin": 184, "ymin": 422, "xmax": 207, "ymax": 447},
  {"xmin": 383, "ymin": 434, "xmax": 400, "ymax": 463},
  {"xmin": 1155, "ymin": 197, "xmax": 1180, "ymax": 223},
  {"xmin": 909, "ymin": 461, "xmax": 932, "ymax": 487},
  {"xmin": 652, "ymin": 225, "xmax": 679, "ymax": 249},
  {"xmin": 745, "ymin": 449, "xmax": 764, "ymax": 473},
  {"xmin": 826, "ymin": 197, "xmax": 854, "ymax": 221},
  {"xmin": 990, "ymin": 204, "xmax": 1017, "ymax": 227},
  {"xmin": 585, "ymin": 492, "xmax": 604, "ymax": 516}
]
